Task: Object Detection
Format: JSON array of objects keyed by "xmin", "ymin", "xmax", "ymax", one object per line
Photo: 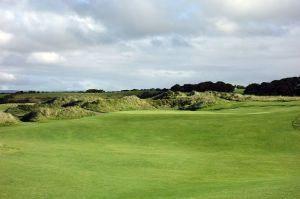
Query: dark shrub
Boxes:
[
  {"xmin": 86, "ymin": 89, "xmax": 105, "ymax": 93},
  {"xmin": 170, "ymin": 81, "xmax": 234, "ymax": 93},
  {"xmin": 244, "ymin": 77, "xmax": 300, "ymax": 96}
]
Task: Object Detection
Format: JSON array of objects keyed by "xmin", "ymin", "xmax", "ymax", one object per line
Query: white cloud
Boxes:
[
  {"xmin": 27, "ymin": 52, "xmax": 66, "ymax": 64},
  {"xmin": 213, "ymin": 18, "xmax": 239, "ymax": 34},
  {"xmin": 77, "ymin": 80, "xmax": 98, "ymax": 90},
  {"xmin": 0, "ymin": 30, "xmax": 13, "ymax": 45},
  {"xmin": 0, "ymin": 71, "xmax": 16, "ymax": 81},
  {"xmin": 135, "ymin": 69, "xmax": 195, "ymax": 78},
  {"xmin": 69, "ymin": 15, "xmax": 106, "ymax": 33}
]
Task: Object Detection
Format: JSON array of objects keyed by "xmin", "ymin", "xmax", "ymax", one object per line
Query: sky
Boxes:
[{"xmin": 0, "ymin": 0, "xmax": 300, "ymax": 91}]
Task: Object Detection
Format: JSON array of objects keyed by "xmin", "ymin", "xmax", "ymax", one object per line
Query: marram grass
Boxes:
[{"xmin": 0, "ymin": 112, "xmax": 17, "ymax": 126}]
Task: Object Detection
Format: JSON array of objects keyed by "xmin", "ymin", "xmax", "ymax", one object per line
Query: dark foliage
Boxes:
[
  {"xmin": 244, "ymin": 83, "xmax": 260, "ymax": 95},
  {"xmin": 170, "ymin": 81, "xmax": 234, "ymax": 93},
  {"xmin": 170, "ymin": 84, "xmax": 181, "ymax": 92},
  {"xmin": 27, "ymin": 91, "xmax": 40, "ymax": 93},
  {"xmin": 62, "ymin": 100, "xmax": 83, "ymax": 107},
  {"xmin": 86, "ymin": 89, "xmax": 105, "ymax": 93},
  {"xmin": 235, "ymin": 85, "xmax": 245, "ymax": 89},
  {"xmin": 21, "ymin": 111, "xmax": 38, "ymax": 122},
  {"xmin": 137, "ymin": 89, "xmax": 168, "ymax": 99},
  {"xmin": 244, "ymin": 77, "xmax": 300, "ymax": 96},
  {"xmin": 138, "ymin": 91, "xmax": 163, "ymax": 99}
]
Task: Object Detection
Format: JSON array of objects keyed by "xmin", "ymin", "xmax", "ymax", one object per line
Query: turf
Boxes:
[{"xmin": 0, "ymin": 103, "xmax": 300, "ymax": 198}]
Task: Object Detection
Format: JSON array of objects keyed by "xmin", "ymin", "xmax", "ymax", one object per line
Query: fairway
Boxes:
[{"xmin": 0, "ymin": 104, "xmax": 300, "ymax": 198}]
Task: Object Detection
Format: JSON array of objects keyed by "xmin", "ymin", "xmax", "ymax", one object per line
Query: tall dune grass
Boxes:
[{"xmin": 0, "ymin": 112, "xmax": 18, "ymax": 126}]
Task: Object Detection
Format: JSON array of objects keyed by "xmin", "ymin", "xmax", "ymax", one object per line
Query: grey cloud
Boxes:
[{"xmin": 0, "ymin": 0, "xmax": 300, "ymax": 90}]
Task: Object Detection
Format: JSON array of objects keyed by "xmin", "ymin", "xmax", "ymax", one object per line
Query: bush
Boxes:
[
  {"xmin": 138, "ymin": 91, "xmax": 163, "ymax": 99},
  {"xmin": 86, "ymin": 89, "xmax": 105, "ymax": 93},
  {"xmin": 170, "ymin": 81, "xmax": 235, "ymax": 93},
  {"xmin": 244, "ymin": 77, "xmax": 300, "ymax": 96}
]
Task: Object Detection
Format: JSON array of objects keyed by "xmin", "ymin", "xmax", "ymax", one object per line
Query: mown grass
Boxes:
[
  {"xmin": 0, "ymin": 102, "xmax": 299, "ymax": 198},
  {"xmin": 201, "ymin": 101, "xmax": 300, "ymax": 111}
]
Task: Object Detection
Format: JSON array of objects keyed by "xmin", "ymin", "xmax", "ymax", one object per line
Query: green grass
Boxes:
[
  {"xmin": 0, "ymin": 102, "xmax": 300, "ymax": 198},
  {"xmin": 234, "ymin": 88, "xmax": 245, "ymax": 94},
  {"xmin": 0, "ymin": 94, "xmax": 8, "ymax": 99},
  {"xmin": 0, "ymin": 103, "xmax": 19, "ymax": 112}
]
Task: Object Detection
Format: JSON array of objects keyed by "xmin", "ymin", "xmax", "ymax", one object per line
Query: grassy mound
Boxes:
[
  {"xmin": 4, "ymin": 92, "xmax": 300, "ymax": 122},
  {"xmin": 82, "ymin": 96, "xmax": 154, "ymax": 112},
  {"xmin": 0, "ymin": 112, "xmax": 18, "ymax": 126},
  {"xmin": 5, "ymin": 97, "xmax": 97, "ymax": 122},
  {"xmin": 152, "ymin": 91, "xmax": 224, "ymax": 110},
  {"xmin": 151, "ymin": 91, "xmax": 300, "ymax": 111},
  {"xmin": 22, "ymin": 107, "xmax": 95, "ymax": 122},
  {"xmin": 5, "ymin": 104, "xmax": 38, "ymax": 118},
  {"xmin": 216, "ymin": 92, "xmax": 300, "ymax": 102},
  {"xmin": 0, "ymin": 103, "xmax": 19, "ymax": 111},
  {"xmin": 43, "ymin": 96, "xmax": 98, "ymax": 107}
]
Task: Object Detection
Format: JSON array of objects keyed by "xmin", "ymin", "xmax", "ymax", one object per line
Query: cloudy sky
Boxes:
[{"xmin": 0, "ymin": 0, "xmax": 300, "ymax": 91}]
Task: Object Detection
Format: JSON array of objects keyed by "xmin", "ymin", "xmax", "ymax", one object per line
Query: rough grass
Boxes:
[
  {"xmin": 0, "ymin": 90, "xmax": 159, "ymax": 103},
  {"xmin": 22, "ymin": 107, "xmax": 96, "ymax": 122},
  {"xmin": 3, "ymin": 92, "xmax": 300, "ymax": 123},
  {"xmin": 5, "ymin": 104, "xmax": 37, "ymax": 119},
  {"xmin": 0, "ymin": 103, "xmax": 18, "ymax": 111},
  {"xmin": 152, "ymin": 91, "xmax": 225, "ymax": 110},
  {"xmin": 0, "ymin": 112, "xmax": 18, "ymax": 126},
  {"xmin": 292, "ymin": 116, "xmax": 300, "ymax": 130},
  {"xmin": 0, "ymin": 102, "xmax": 299, "ymax": 198},
  {"xmin": 82, "ymin": 96, "xmax": 154, "ymax": 112}
]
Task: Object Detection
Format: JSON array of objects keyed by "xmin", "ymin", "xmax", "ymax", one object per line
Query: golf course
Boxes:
[
  {"xmin": 1, "ymin": 0, "xmax": 300, "ymax": 197},
  {"xmin": 0, "ymin": 99, "xmax": 299, "ymax": 198}
]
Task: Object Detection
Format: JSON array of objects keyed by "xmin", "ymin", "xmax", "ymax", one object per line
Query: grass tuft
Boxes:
[{"xmin": 0, "ymin": 112, "xmax": 18, "ymax": 126}]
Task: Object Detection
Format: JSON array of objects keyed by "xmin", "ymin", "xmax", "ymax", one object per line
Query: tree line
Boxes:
[
  {"xmin": 244, "ymin": 77, "xmax": 300, "ymax": 96},
  {"xmin": 170, "ymin": 81, "xmax": 235, "ymax": 93},
  {"xmin": 2, "ymin": 76, "xmax": 299, "ymax": 97}
]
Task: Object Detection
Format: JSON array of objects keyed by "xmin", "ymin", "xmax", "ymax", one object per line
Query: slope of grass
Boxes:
[
  {"xmin": 0, "ymin": 103, "xmax": 18, "ymax": 112},
  {"xmin": 0, "ymin": 102, "xmax": 299, "ymax": 198},
  {"xmin": 234, "ymin": 88, "xmax": 245, "ymax": 94},
  {"xmin": 0, "ymin": 112, "xmax": 18, "ymax": 126},
  {"xmin": 82, "ymin": 96, "xmax": 154, "ymax": 113},
  {"xmin": 22, "ymin": 107, "xmax": 96, "ymax": 122},
  {"xmin": 0, "ymin": 94, "xmax": 8, "ymax": 99}
]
